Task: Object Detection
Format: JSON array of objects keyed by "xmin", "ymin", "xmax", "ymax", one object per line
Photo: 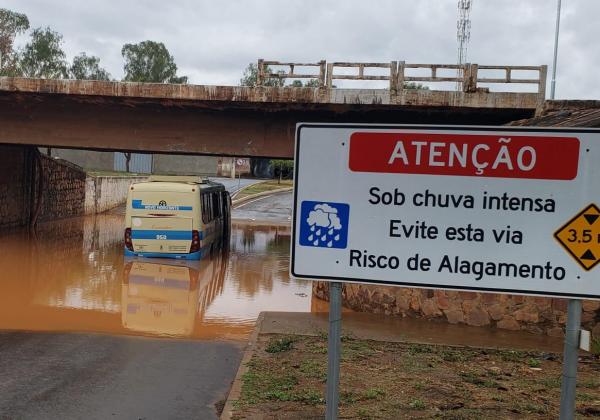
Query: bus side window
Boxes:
[
  {"xmin": 212, "ymin": 192, "xmax": 221, "ymax": 218},
  {"xmin": 202, "ymin": 193, "xmax": 210, "ymax": 223}
]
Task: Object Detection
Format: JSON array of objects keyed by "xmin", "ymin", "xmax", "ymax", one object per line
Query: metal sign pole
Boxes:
[
  {"xmin": 326, "ymin": 282, "xmax": 342, "ymax": 420},
  {"xmin": 559, "ymin": 298, "xmax": 582, "ymax": 420}
]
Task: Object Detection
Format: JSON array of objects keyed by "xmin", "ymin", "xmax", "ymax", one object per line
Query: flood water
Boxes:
[{"xmin": 0, "ymin": 214, "xmax": 312, "ymax": 340}]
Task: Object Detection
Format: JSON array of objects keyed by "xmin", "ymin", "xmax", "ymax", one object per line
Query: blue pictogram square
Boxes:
[{"xmin": 299, "ymin": 201, "xmax": 349, "ymax": 249}]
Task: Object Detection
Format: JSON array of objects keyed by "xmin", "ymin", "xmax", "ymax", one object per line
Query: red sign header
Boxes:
[{"xmin": 349, "ymin": 132, "xmax": 580, "ymax": 180}]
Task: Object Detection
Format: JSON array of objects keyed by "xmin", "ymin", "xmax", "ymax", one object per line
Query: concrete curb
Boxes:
[
  {"xmin": 231, "ymin": 187, "xmax": 293, "ymax": 208},
  {"xmin": 220, "ymin": 312, "xmax": 266, "ymax": 420}
]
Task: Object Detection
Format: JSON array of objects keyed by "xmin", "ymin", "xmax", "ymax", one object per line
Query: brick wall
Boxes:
[{"xmin": 0, "ymin": 146, "xmax": 33, "ymax": 228}]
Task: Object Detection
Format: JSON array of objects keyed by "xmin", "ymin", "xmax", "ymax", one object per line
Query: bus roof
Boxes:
[
  {"xmin": 131, "ymin": 180, "xmax": 224, "ymax": 193},
  {"xmin": 148, "ymin": 175, "xmax": 207, "ymax": 183}
]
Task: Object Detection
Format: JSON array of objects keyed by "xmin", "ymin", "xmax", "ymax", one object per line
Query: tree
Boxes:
[
  {"xmin": 70, "ymin": 52, "xmax": 110, "ymax": 80},
  {"xmin": 240, "ymin": 62, "xmax": 285, "ymax": 87},
  {"xmin": 270, "ymin": 159, "xmax": 294, "ymax": 182},
  {"xmin": 0, "ymin": 8, "xmax": 29, "ymax": 76},
  {"xmin": 19, "ymin": 27, "xmax": 68, "ymax": 78},
  {"xmin": 124, "ymin": 152, "xmax": 132, "ymax": 172},
  {"xmin": 403, "ymin": 81, "xmax": 429, "ymax": 90},
  {"xmin": 289, "ymin": 79, "xmax": 320, "ymax": 88},
  {"xmin": 121, "ymin": 40, "xmax": 187, "ymax": 83}
]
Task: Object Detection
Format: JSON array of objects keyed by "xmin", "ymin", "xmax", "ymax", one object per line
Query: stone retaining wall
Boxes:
[
  {"xmin": 0, "ymin": 146, "xmax": 148, "ymax": 230},
  {"xmin": 313, "ymin": 282, "xmax": 600, "ymax": 337},
  {"xmin": 0, "ymin": 146, "xmax": 33, "ymax": 228},
  {"xmin": 34, "ymin": 155, "xmax": 87, "ymax": 223}
]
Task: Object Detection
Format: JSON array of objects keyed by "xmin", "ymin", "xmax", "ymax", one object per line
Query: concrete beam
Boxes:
[{"xmin": 0, "ymin": 91, "xmax": 534, "ymax": 158}]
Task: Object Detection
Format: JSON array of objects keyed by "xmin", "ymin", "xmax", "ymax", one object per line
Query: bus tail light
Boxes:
[
  {"xmin": 124, "ymin": 228, "xmax": 134, "ymax": 251},
  {"xmin": 190, "ymin": 230, "xmax": 201, "ymax": 253}
]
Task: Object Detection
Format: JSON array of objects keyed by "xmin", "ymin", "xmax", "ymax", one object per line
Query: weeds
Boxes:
[
  {"xmin": 364, "ymin": 388, "xmax": 385, "ymax": 400},
  {"xmin": 265, "ymin": 336, "xmax": 295, "ymax": 353},
  {"xmin": 410, "ymin": 399, "xmax": 426, "ymax": 410}
]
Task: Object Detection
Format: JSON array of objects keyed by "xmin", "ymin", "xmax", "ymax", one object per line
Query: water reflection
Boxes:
[{"xmin": 0, "ymin": 214, "xmax": 310, "ymax": 340}]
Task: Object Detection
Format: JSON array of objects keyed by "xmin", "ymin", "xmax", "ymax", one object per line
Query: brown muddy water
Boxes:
[{"xmin": 0, "ymin": 214, "xmax": 312, "ymax": 341}]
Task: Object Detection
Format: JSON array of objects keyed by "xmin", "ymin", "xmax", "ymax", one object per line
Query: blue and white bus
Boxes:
[{"xmin": 124, "ymin": 176, "xmax": 230, "ymax": 260}]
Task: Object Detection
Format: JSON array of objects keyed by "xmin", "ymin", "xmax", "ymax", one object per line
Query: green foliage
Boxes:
[
  {"xmin": 403, "ymin": 81, "xmax": 429, "ymax": 90},
  {"xmin": 298, "ymin": 359, "xmax": 326, "ymax": 381},
  {"xmin": 70, "ymin": 52, "xmax": 110, "ymax": 80},
  {"xmin": 409, "ymin": 399, "xmax": 426, "ymax": 410},
  {"xmin": 288, "ymin": 79, "xmax": 320, "ymax": 87},
  {"xmin": 271, "ymin": 159, "xmax": 294, "ymax": 180},
  {"xmin": 0, "ymin": 8, "xmax": 29, "ymax": 76},
  {"xmin": 591, "ymin": 337, "xmax": 600, "ymax": 356},
  {"xmin": 527, "ymin": 357, "xmax": 542, "ymax": 368},
  {"xmin": 270, "ymin": 159, "xmax": 294, "ymax": 171},
  {"xmin": 364, "ymin": 388, "xmax": 385, "ymax": 400},
  {"xmin": 498, "ymin": 349, "xmax": 528, "ymax": 362},
  {"xmin": 19, "ymin": 26, "xmax": 68, "ymax": 78},
  {"xmin": 240, "ymin": 62, "xmax": 285, "ymax": 87},
  {"xmin": 121, "ymin": 40, "xmax": 187, "ymax": 83},
  {"xmin": 459, "ymin": 372, "xmax": 500, "ymax": 388},
  {"xmin": 265, "ymin": 336, "xmax": 295, "ymax": 353}
]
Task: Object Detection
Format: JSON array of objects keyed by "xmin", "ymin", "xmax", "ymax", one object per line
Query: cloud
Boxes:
[
  {"xmin": 307, "ymin": 209, "xmax": 330, "ymax": 228},
  {"xmin": 328, "ymin": 213, "xmax": 342, "ymax": 230},
  {"xmin": 315, "ymin": 203, "xmax": 338, "ymax": 214}
]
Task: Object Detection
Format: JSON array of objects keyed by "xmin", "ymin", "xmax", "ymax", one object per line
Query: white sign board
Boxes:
[{"xmin": 291, "ymin": 124, "xmax": 600, "ymax": 299}]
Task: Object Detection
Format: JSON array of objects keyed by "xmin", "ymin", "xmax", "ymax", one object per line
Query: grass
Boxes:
[
  {"xmin": 87, "ymin": 170, "xmax": 147, "ymax": 177},
  {"xmin": 234, "ymin": 180, "xmax": 293, "ymax": 199},
  {"xmin": 265, "ymin": 336, "xmax": 295, "ymax": 353},
  {"xmin": 232, "ymin": 333, "xmax": 600, "ymax": 419},
  {"xmin": 459, "ymin": 372, "xmax": 500, "ymax": 388},
  {"xmin": 364, "ymin": 388, "xmax": 385, "ymax": 400},
  {"xmin": 409, "ymin": 399, "xmax": 426, "ymax": 410},
  {"xmin": 299, "ymin": 359, "xmax": 326, "ymax": 381},
  {"xmin": 591, "ymin": 337, "xmax": 600, "ymax": 356}
]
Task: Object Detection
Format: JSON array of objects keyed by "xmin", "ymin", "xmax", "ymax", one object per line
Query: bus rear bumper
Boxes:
[{"xmin": 124, "ymin": 248, "xmax": 202, "ymax": 260}]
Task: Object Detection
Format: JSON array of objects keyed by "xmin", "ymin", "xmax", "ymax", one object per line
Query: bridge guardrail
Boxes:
[{"xmin": 257, "ymin": 59, "xmax": 547, "ymax": 100}]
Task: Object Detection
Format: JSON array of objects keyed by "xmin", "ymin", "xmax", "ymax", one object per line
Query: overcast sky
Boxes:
[{"xmin": 3, "ymin": 0, "xmax": 599, "ymax": 99}]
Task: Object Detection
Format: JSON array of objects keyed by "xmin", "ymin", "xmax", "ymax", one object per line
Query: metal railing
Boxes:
[{"xmin": 256, "ymin": 59, "xmax": 547, "ymax": 98}]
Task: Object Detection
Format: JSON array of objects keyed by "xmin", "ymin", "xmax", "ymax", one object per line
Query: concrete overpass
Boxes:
[{"xmin": 0, "ymin": 61, "xmax": 548, "ymax": 159}]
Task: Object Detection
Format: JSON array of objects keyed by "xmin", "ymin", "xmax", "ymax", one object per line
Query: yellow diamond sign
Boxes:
[{"xmin": 555, "ymin": 203, "xmax": 600, "ymax": 271}]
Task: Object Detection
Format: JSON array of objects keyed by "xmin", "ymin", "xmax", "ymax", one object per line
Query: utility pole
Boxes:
[{"xmin": 550, "ymin": 0, "xmax": 562, "ymax": 99}]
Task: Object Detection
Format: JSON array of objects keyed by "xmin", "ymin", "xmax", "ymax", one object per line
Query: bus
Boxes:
[{"xmin": 124, "ymin": 176, "xmax": 231, "ymax": 260}]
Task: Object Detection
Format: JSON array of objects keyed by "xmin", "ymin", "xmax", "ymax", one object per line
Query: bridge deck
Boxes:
[
  {"xmin": 0, "ymin": 77, "xmax": 548, "ymax": 158},
  {"xmin": 0, "ymin": 77, "xmax": 541, "ymax": 110}
]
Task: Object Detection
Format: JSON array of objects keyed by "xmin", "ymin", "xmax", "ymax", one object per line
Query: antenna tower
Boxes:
[{"xmin": 456, "ymin": 0, "xmax": 473, "ymax": 90}]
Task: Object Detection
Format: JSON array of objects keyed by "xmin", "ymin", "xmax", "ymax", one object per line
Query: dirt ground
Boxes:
[{"xmin": 231, "ymin": 333, "xmax": 600, "ymax": 419}]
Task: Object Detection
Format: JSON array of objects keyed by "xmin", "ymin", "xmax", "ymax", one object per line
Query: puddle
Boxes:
[{"xmin": 0, "ymin": 215, "xmax": 310, "ymax": 340}]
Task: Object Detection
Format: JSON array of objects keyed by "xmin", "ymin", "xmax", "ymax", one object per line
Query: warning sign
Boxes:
[
  {"xmin": 292, "ymin": 124, "xmax": 600, "ymax": 300},
  {"xmin": 555, "ymin": 204, "xmax": 600, "ymax": 271}
]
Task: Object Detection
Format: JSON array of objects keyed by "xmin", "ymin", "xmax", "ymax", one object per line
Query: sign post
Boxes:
[
  {"xmin": 325, "ymin": 282, "xmax": 342, "ymax": 420},
  {"xmin": 291, "ymin": 124, "xmax": 600, "ymax": 418},
  {"xmin": 560, "ymin": 299, "xmax": 582, "ymax": 420}
]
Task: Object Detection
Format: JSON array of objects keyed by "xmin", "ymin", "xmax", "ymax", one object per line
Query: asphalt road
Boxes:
[
  {"xmin": 0, "ymin": 332, "xmax": 243, "ymax": 420},
  {"xmin": 208, "ymin": 177, "xmax": 261, "ymax": 195},
  {"xmin": 232, "ymin": 191, "xmax": 293, "ymax": 223}
]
